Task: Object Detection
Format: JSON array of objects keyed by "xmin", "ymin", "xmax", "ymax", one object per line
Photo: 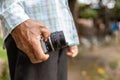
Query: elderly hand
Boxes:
[
  {"xmin": 11, "ymin": 19, "xmax": 51, "ymax": 64},
  {"xmin": 67, "ymin": 45, "xmax": 78, "ymax": 57}
]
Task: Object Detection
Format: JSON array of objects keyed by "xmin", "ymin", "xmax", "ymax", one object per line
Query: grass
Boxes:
[{"xmin": 0, "ymin": 38, "xmax": 7, "ymax": 60}]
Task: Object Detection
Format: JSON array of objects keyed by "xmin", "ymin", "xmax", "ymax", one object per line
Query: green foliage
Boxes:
[
  {"xmin": 78, "ymin": 0, "xmax": 120, "ymax": 20},
  {"xmin": 109, "ymin": 61, "xmax": 119, "ymax": 70},
  {"xmin": 77, "ymin": 3, "xmax": 86, "ymax": 8},
  {"xmin": 0, "ymin": 38, "xmax": 7, "ymax": 60},
  {"xmin": 0, "ymin": 38, "xmax": 9, "ymax": 80},
  {"xmin": 0, "ymin": 63, "xmax": 9, "ymax": 80},
  {"xmin": 112, "ymin": 7, "xmax": 120, "ymax": 20},
  {"xmin": 78, "ymin": 3, "xmax": 98, "ymax": 19},
  {"xmin": 80, "ymin": 9, "xmax": 98, "ymax": 19},
  {"xmin": 109, "ymin": 0, "xmax": 120, "ymax": 20}
]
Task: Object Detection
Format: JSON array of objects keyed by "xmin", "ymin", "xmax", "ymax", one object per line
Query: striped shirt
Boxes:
[{"xmin": 0, "ymin": 0, "xmax": 79, "ymax": 46}]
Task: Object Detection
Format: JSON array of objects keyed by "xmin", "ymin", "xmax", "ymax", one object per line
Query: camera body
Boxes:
[{"xmin": 40, "ymin": 31, "xmax": 68, "ymax": 53}]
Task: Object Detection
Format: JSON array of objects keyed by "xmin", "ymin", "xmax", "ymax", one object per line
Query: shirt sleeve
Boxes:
[{"xmin": 0, "ymin": 0, "xmax": 30, "ymax": 31}]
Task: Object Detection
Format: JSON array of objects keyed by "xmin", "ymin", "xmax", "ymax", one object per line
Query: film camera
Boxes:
[{"xmin": 40, "ymin": 31, "xmax": 68, "ymax": 53}]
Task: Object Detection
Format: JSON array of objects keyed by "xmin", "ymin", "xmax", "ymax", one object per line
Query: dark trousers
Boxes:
[{"xmin": 5, "ymin": 35, "xmax": 67, "ymax": 80}]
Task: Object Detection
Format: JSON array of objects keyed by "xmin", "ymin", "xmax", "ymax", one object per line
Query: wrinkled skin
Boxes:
[
  {"xmin": 11, "ymin": 19, "xmax": 50, "ymax": 63},
  {"xmin": 11, "ymin": 19, "xmax": 78, "ymax": 64}
]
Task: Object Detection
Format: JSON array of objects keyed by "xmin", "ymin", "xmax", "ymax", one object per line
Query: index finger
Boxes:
[{"xmin": 40, "ymin": 27, "xmax": 51, "ymax": 41}]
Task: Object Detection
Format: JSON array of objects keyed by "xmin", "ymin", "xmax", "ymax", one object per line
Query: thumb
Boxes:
[
  {"xmin": 40, "ymin": 54, "xmax": 50, "ymax": 61},
  {"xmin": 29, "ymin": 35, "xmax": 50, "ymax": 62},
  {"xmin": 31, "ymin": 54, "xmax": 49, "ymax": 64}
]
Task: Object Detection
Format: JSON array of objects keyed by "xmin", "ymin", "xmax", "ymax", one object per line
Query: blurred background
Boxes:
[{"xmin": 1, "ymin": 0, "xmax": 120, "ymax": 80}]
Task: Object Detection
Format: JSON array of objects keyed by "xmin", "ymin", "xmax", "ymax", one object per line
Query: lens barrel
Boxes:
[{"xmin": 45, "ymin": 31, "xmax": 67, "ymax": 52}]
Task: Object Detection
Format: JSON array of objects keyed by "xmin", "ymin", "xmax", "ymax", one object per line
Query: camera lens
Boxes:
[
  {"xmin": 58, "ymin": 31, "xmax": 67, "ymax": 48},
  {"xmin": 45, "ymin": 31, "xmax": 67, "ymax": 52},
  {"xmin": 51, "ymin": 31, "xmax": 67, "ymax": 50}
]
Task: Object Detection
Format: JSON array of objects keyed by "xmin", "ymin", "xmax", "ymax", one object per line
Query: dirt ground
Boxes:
[{"xmin": 68, "ymin": 43, "xmax": 120, "ymax": 80}]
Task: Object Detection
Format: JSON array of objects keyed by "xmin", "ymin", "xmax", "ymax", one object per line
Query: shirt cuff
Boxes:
[{"xmin": 1, "ymin": 3, "xmax": 30, "ymax": 32}]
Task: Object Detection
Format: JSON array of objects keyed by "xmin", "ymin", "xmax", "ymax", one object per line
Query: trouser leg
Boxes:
[
  {"xmin": 5, "ymin": 35, "xmax": 18, "ymax": 80},
  {"xmin": 5, "ymin": 35, "xmax": 67, "ymax": 80},
  {"xmin": 57, "ymin": 49, "xmax": 67, "ymax": 80}
]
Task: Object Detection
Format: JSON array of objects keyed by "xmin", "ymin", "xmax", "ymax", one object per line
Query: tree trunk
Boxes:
[
  {"xmin": 68, "ymin": 0, "xmax": 79, "ymax": 20},
  {"xmin": 68, "ymin": 0, "xmax": 80, "ymax": 35},
  {"xmin": 97, "ymin": 0, "xmax": 110, "ymax": 35}
]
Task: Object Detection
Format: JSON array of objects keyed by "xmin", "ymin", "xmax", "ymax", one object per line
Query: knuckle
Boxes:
[
  {"xmin": 40, "ymin": 25, "xmax": 46, "ymax": 29},
  {"xmin": 48, "ymin": 31, "xmax": 51, "ymax": 35}
]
